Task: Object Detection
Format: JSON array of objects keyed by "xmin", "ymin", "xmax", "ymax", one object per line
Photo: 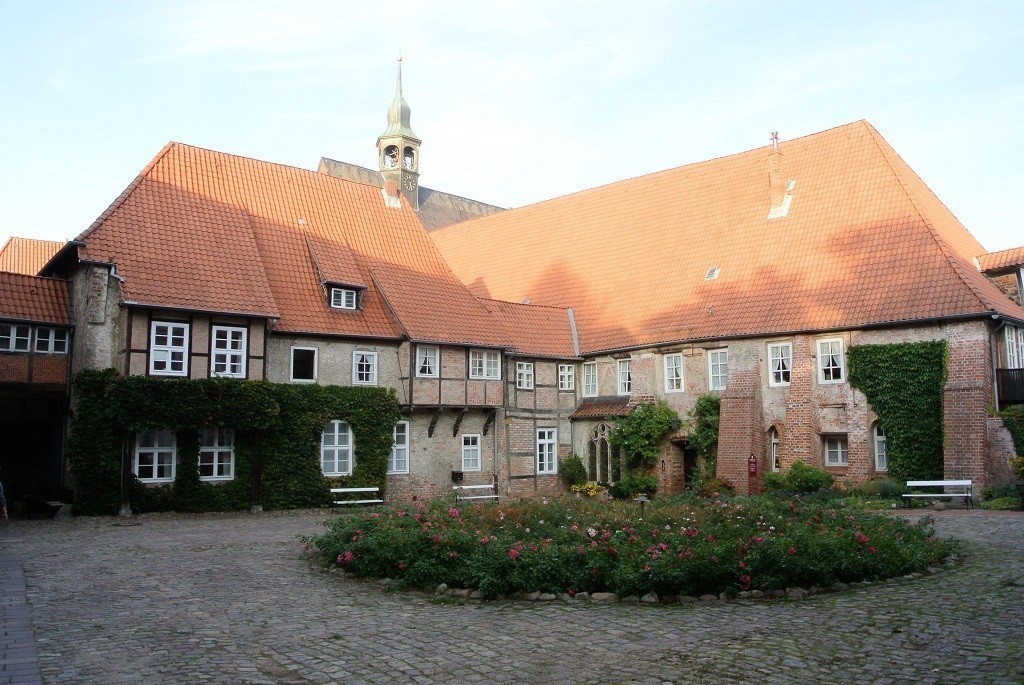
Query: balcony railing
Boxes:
[{"xmin": 997, "ymin": 368, "xmax": 1024, "ymax": 406}]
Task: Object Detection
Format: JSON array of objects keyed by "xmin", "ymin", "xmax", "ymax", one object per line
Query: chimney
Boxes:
[{"xmin": 381, "ymin": 180, "xmax": 402, "ymax": 209}]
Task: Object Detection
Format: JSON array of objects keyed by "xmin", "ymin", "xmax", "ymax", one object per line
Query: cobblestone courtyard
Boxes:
[{"xmin": 3, "ymin": 508, "xmax": 1023, "ymax": 684}]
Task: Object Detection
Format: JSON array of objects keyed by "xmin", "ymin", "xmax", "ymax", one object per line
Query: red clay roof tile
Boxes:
[
  {"xmin": 478, "ymin": 298, "xmax": 576, "ymax": 358},
  {"xmin": 0, "ymin": 272, "xmax": 69, "ymax": 325},
  {"xmin": 0, "ymin": 238, "xmax": 64, "ymax": 276},
  {"xmin": 77, "ymin": 143, "xmax": 514, "ymax": 347},
  {"xmin": 979, "ymin": 246, "xmax": 1024, "ymax": 273},
  {"xmin": 432, "ymin": 120, "xmax": 1024, "ymax": 351}
]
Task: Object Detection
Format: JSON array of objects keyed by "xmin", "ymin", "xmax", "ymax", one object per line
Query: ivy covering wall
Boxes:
[
  {"xmin": 847, "ymin": 341, "xmax": 947, "ymax": 483},
  {"xmin": 67, "ymin": 369, "xmax": 402, "ymax": 515},
  {"xmin": 1000, "ymin": 405, "xmax": 1024, "ymax": 456}
]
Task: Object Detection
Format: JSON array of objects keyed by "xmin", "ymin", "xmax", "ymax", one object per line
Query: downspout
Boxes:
[{"xmin": 991, "ymin": 316, "xmax": 1006, "ymax": 413}]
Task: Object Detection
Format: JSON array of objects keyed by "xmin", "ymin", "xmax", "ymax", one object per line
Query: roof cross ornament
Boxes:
[{"xmin": 770, "ymin": 130, "xmax": 780, "ymax": 150}]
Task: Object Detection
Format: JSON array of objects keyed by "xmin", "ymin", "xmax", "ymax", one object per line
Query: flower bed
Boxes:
[{"xmin": 305, "ymin": 495, "xmax": 954, "ymax": 599}]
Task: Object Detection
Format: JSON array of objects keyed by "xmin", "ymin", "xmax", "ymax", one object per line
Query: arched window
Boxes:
[
  {"xmin": 768, "ymin": 428, "xmax": 781, "ymax": 473},
  {"xmin": 872, "ymin": 424, "xmax": 887, "ymax": 472},
  {"xmin": 587, "ymin": 423, "xmax": 621, "ymax": 484}
]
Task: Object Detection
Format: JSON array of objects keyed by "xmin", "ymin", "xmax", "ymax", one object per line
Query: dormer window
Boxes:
[{"xmin": 330, "ymin": 287, "xmax": 358, "ymax": 310}]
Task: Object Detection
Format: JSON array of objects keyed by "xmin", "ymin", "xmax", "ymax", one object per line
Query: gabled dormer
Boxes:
[{"xmin": 305, "ymin": 236, "xmax": 366, "ymax": 311}]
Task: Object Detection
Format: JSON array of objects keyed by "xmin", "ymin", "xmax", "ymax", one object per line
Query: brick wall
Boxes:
[
  {"xmin": 942, "ymin": 321, "xmax": 991, "ymax": 485},
  {"xmin": 0, "ymin": 354, "xmax": 30, "ymax": 382}
]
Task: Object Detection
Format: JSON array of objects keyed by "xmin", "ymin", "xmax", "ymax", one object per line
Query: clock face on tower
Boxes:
[{"xmin": 403, "ymin": 177, "xmax": 416, "ymax": 192}]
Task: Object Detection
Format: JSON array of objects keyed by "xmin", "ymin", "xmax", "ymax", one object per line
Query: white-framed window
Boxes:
[
  {"xmin": 352, "ymin": 351, "xmax": 378, "ymax": 385},
  {"xmin": 873, "ymin": 424, "xmax": 887, "ymax": 472},
  {"xmin": 291, "ymin": 347, "xmax": 317, "ymax": 383},
  {"xmin": 135, "ymin": 429, "xmax": 176, "ymax": 482},
  {"xmin": 149, "ymin": 321, "xmax": 189, "ymax": 376},
  {"xmin": 558, "ymin": 364, "xmax": 575, "ymax": 391},
  {"xmin": 416, "ymin": 345, "xmax": 439, "ymax": 377},
  {"xmin": 708, "ymin": 348, "xmax": 728, "ymax": 391},
  {"xmin": 516, "ymin": 361, "xmax": 534, "ymax": 389},
  {"xmin": 768, "ymin": 342, "xmax": 791, "ymax": 386},
  {"xmin": 469, "ymin": 349, "xmax": 501, "ymax": 379},
  {"xmin": 769, "ymin": 428, "xmax": 781, "ymax": 472},
  {"xmin": 199, "ymin": 428, "xmax": 234, "ymax": 480},
  {"xmin": 664, "ymin": 353, "xmax": 683, "ymax": 392},
  {"xmin": 461, "ymin": 434, "xmax": 481, "ymax": 471},
  {"xmin": 330, "ymin": 287, "xmax": 358, "ymax": 310},
  {"xmin": 33, "ymin": 327, "xmax": 68, "ymax": 354},
  {"xmin": 211, "ymin": 325, "xmax": 246, "ymax": 378},
  {"xmin": 824, "ymin": 435, "xmax": 848, "ymax": 467},
  {"xmin": 617, "ymin": 359, "xmax": 632, "ymax": 395},
  {"xmin": 321, "ymin": 420, "xmax": 353, "ymax": 476},
  {"xmin": 582, "ymin": 362, "xmax": 598, "ymax": 397},
  {"xmin": 1006, "ymin": 326, "xmax": 1022, "ymax": 369},
  {"xmin": 817, "ymin": 338, "xmax": 845, "ymax": 383},
  {"xmin": 389, "ymin": 421, "xmax": 410, "ymax": 474},
  {"xmin": 0, "ymin": 324, "xmax": 31, "ymax": 352},
  {"xmin": 536, "ymin": 428, "xmax": 557, "ymax": 475}
]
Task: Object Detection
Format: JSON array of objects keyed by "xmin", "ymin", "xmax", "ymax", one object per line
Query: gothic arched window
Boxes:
[{"xmin": 587, "ymin": 423, "xmax": 621, "ymax": 484}]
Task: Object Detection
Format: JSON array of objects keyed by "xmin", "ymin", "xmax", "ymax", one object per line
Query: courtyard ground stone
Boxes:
[{"xmin": 0, "ymin": 509, "xmax": 1023, "ymax": 683}]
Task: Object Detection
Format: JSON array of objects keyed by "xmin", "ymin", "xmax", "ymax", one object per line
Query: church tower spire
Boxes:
[{"xmin": 377, "ymin": 57, "xmax": 421, "ymax": 209}]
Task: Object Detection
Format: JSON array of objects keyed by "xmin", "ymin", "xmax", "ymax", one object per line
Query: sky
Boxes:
[{"xmin": 1, "ymin": 1, "xmax": 1022, "ymax": 253}]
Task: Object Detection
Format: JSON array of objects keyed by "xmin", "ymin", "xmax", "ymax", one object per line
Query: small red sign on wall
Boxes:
[{"xmin": 748, "ymin": 454, "xmax": 758, "ymax": 476}]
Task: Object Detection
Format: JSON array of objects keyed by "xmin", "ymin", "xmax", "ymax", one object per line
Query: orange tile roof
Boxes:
[
  {"xmin": 571, "ymin": 396, "xmax": 632, "ymax": 419},
  {"xmin": 432, "ymin": 120, "xmax": 1024, "ymax": 352},
  {"xmin": 478, "ymin": 298, "xmax": 576, "ymax": 358},
  {"xmin": 0, "ymin": 272, "xmax": 69, "ymax": 325},
  {"xmin": 979, "ymin": 246, "xmax": 1024, "ymax": 273},
  {"xmin": 0, "ymin": 237, "xmax": 64, "ymax": 276},
  {"xmin": 77, "ymin": 143, "xmax": 512, "ymax": 347}
]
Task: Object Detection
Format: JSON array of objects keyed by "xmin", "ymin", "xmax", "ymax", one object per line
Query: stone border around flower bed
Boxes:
[{"xmin": 321, "ymin": 553, "xmax": 960, "ymax": 605}]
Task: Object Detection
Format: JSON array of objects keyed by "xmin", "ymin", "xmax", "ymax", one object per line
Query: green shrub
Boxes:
[
  {"xmin": 981, "ymin": 482, "xmax": 1020, "ymax": 501},
  {"xmin": 610, "ymin": 401, "xmax": 678, "ymax": 471},
  {"xmin": 559, "ymin": 454, "xmax": 588, "ymax": 489},
  {"xmin": 608, "ymin": 474, "xmax": 659, "ymax": 500},
  {"xmin": 762, "ymin": 461, "xmax": 835, "ymax": 495},
  {"xmin": 305, "ymin": 495, "xmax": 955, "ymax": 599},
  {"xmin": 980, "ymin": 497, "xmax": 1020, "ymax": 511},
  {"xmin": 696, "ymin": 476, "xmax": 735, "ymax": 498},
  {"xmin": 845, "ymin": 479, "xmax": 907, "ymax": 499}
]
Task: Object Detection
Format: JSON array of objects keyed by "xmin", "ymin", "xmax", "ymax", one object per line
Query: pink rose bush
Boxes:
[{"xmin": 305, "ymin": 495, "xmax": 953, "ymax": 599}]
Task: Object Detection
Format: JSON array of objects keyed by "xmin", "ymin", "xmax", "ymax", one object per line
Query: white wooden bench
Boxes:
[
  {"xmin": 330, "ymin": 486, "xmax": 384, "ymax": 506},
  {"xmin": 902, "ymin": 480, "xmax": 973, "ymax": 509},
  {"xmin": 453, "ymin": 483, "xmax": 498, "ymax": 503}
]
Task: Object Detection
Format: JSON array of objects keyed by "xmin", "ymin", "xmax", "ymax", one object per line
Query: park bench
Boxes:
[
  {"xmin": 453, "ymin": 483, "xmax": 498, "ymax": 503},
  {"xmin": 902, "ymin": 480, "xmax": 973, "ymax": 509},
  {"xmin": 330, "ymin": 486, "xmax": 384, "ymax": 507}
]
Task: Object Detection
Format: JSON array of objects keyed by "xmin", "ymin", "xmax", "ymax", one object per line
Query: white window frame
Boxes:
[
  {"xmin": 321, "ymin": 420, "xmax": 353, "ymax": 476},
  {"xmin": 416, "ymin": 345, "xmax": 439, "ymax": 378},
  {"xmin": 199, "ymin": 428, "xmax": 235, "ymax": 481},
  {"xmin": 769, "ymin": 428, "xmax": 781, "ymax": 472},
  {"xmin": 873, "ymin": 424, "xmax": 887, "ymax": 472},
  {"xmin": 664, "ymin": 353, "xmax": 683, "ymax": 393},
  {"xmin": 1006, "ymin": 326, "xmax": 1021, "ymax": 369},
  {"xmin": 824, "ymin": 435, "xmax": 848, "ymax": 467},
  {"xmin": 817, "ymin": 338, "xmax": 845, "ymax": 384},
  {"xmin": 135, "ymin": 429, "xmax": 176, "ymax": 482},
  {"xmin": 33, "ymin": 327, "xmax": 68, "ymax": 354},
  {"xmin": 388, "ymin": 421, "xmax": 410, "ymax": 474},
  {"xmin": 211, "ymin": 325, "xmax": 247, "ymax": 378},
  {"xmin": 149, "ymin": 321, "xmax": 189, "ymax": 377},
  {"xmin": 352, "ymin": 351, "xmax": 378, "ymax": 385},
  {"xmin": 516, "ymin": 361, "xmax": 535, "ymax": 389},
  {"xmin": 617, "ymin": 358, "xmax": 632, "ymax": 396},
  {"xmin": 330, "ymin": 287, "xmax": 358, "ymax": 310},
  {"xmin": 290, "ymin": 346, "xmax": 318, "ymax": 383},
  {"xmin": 469, "ymin": 349, "xmax": 501, "ymax": 380},
  {"xmin": 768, "ymin": 342, "xmax": 791, "ymax": 387},
  {"xmin": 582, "ymin": 362, "xmax": 598, "ymax": 397},
  {"xmin": 558, "ymin": 364, "xmax": 575, "ymax": 391},
  {"xmin": 536, "ymin": 428, "xmax": 557, "ymax": 475},
  {"xmin": 461, "ymin": 434, "xmax": 481, "ymax": 471},
  {"xmin": 708, "ymin": 348, "xmax": 728, "ymax": 391},
  {"xmin": 0, "ymin": 324, "xmax": 31, "ymax": 352}
]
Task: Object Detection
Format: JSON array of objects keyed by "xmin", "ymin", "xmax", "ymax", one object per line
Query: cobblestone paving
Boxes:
[{"xmin": 2, "ymin": 509, "xmax": 1023, "ymax": 684}]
